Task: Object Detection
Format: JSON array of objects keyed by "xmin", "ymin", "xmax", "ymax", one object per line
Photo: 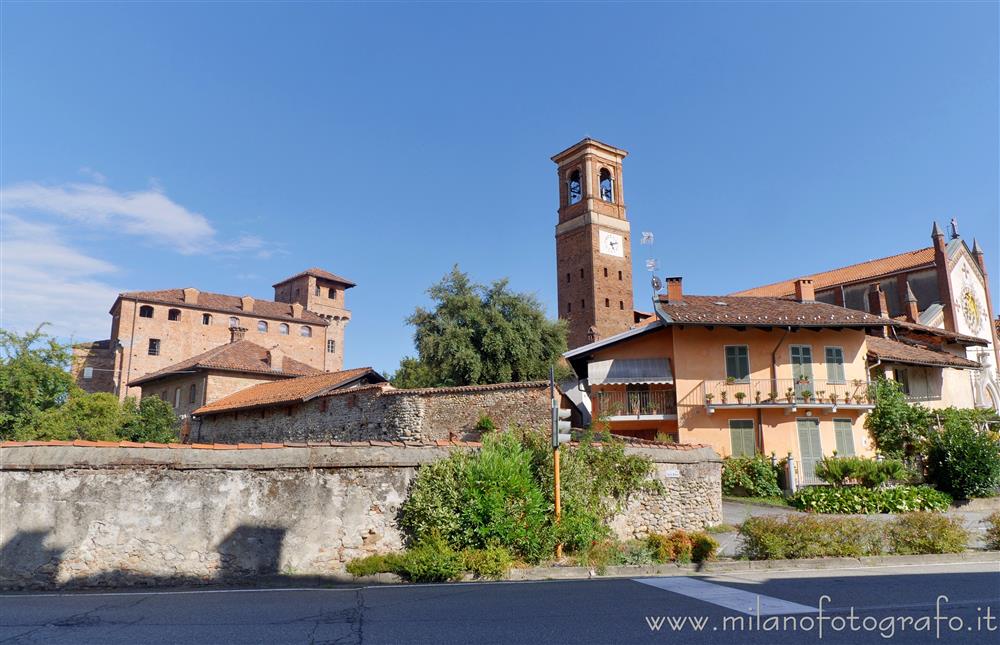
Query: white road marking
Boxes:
[{"xmin": 633, "ymin": 577, "xmax": 818, "ymax": 615}]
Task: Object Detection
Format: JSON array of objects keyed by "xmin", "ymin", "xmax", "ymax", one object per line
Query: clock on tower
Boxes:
[{"xmin": 553, "ymin": 139, "xmax": 635, "ymax": 349}]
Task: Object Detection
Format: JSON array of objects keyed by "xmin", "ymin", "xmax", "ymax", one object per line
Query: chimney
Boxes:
[
  {"xmin": 229, "ymin": 326, "xmax": 247, "ymax": 343},
  {"xmin": 241, "ymin": 295, "xmax": 255, "ymax": 312},
  {"xmin": 665, "ymin": 277, "xmax": 683, "ymax": 303},
  {"xmin": 266, "ymin": 346, "xmax": 284, "ymax": 372},
  {"xmin": 794, "ymin": 279, "xmax": 815, "ymax": 302},
  {"xmin": 290, "ymin": 302, "xmax": 304, "ymax": 318},
  {"xmin": 182, "ymin": 287, "xmax": 199, "ymax": 304},
  {"xmin": 904, "ymin": 282, "xmax": 920, "ymax": 323},
  {"xmin": 867, "ymin": 284, "xmax": 889, "ymax": 318}
]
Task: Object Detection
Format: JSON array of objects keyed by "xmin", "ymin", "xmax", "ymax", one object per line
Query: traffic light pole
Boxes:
[{"xmin": 550, "ymin": 366, "xmax": 563, "ymax": 559}]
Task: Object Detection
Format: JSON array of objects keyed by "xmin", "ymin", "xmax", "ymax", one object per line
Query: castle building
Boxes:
[
  {"xmin": 72, "ymin": 268, "xmax": 354, "ymax": 402},
  {"xmin": 553, "ymin": 139, "xmax": 636, "ymax": 349}
]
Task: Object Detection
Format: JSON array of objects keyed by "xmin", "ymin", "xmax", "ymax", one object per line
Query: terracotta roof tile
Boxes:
[
  {"xmin": 866, "ymin": 336, "xmax": 981, "ymax": 369},
  {"xmin": 731, "ymin": 247, "xmax": 936, "ymax": 297},
  {"xmin": 273, "ymin": 267, "xmax": 356, "ymax": 288},
  {"xmin": 656, "ymin": 295, "xmax": 890, "ymax": 327},
  {"xmin": 129, "ymin": 340, "xmax": 321, "ymax": 386},
  {"xmin": 193, "ymin": 367, "xmax": 387, "ymax": 415},
  {"xmin": 0, "ymin": 438, "xmax": 704, "ymax": 451},
  {"xmin": 383, "ymin": 381, "xmax": 548, "ymax": 396},
  {"xmin": 119, "ymin": 288, "xmax": 330, "ymax": 324},
  {"xmin": 890, "ymin": 319, "xmax": 988, "ymax": 345}
]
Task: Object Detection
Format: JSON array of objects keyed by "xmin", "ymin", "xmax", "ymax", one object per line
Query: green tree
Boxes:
[
  {"xmin": 31, "ymin": 392, "xmax": 126, "ymax": 441},
  {"xmin": 120, "ymin": 396, "xmax": 179, "ymax": 443},
  {"xmin": 0, "ymin": 325, "xmax": 78, "ymax": 439},
  {"xmin": 864, "ymin": 377, "xmax": 932, "ymax": 457},
  {"xmin": 392, "ymin": 266, "xmax": 567, "ymax": 388}
]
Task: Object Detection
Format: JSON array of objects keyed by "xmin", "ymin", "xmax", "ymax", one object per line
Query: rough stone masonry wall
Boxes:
[
  {"xmin": 0, "ymin": 443, "xmax": 721, "ymax": 589},
  {"xmin": 195, "ymin": 382, "xmax": 550, "ymax": 444}
]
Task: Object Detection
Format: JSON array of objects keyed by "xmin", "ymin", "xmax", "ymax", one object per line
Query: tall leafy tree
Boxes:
[
  {"xmin": 0, "ymin": 325, "xmax": 78, "ymax": 439},
  {"xmin": 392, "ymin": 266, "xmax": 567, "ymax": 388}
]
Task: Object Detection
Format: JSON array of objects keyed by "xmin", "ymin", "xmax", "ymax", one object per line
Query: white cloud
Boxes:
[
  {"xmin": 78, "ymin": 167, "xmax": 107, "ymax": 184},
  {"xmin": 0, "ymin": 181, "xmax": 220, "ymax": 254},
  {"xmin": 1, "ymin": 215, "xmax": 121, "ymax": 340}
]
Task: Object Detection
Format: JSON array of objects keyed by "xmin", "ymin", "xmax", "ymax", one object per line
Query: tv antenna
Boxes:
[{"xmin": 641, "ymin": 231, "xmax": 662, "ymax": 296}]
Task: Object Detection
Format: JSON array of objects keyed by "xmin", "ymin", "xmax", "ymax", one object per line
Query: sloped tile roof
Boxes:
[
  {"xmin": 655, "ymin": 295, "xmax": 890, "ymax": 327},
  {"xmin": 118, "ymin": 289, "xmax": 329, "ymax": 324},
  {"xmin": 866, "ymin": 336, "xmax": 981, "ymax": 369},
  {"xmin": 273, "ymin": 267, "xmax": 356, "ymax": 288},
  {"xmin": 890, "ymin": 318, "xmax": 988, "ymax": 346},
  {"xmin": 731, "ymin": 247, "xmax": 936, "ymax": 297},
  {"xmin": 129, "ymin": 340, "xmax": 321, "ymax": 386},
  {"xmin": 383, "ymin": 381, "xmax": 548, "ymax": 396},
  {"xmin": 194, "ymin": 367, "xmax": 386, "ymax": 415}
]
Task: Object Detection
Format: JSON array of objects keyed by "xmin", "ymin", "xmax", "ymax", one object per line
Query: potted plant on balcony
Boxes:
[
  {"xmin": 720, "ymin": 390, "xmax": 728, "ymax": 404},
  {"xmin": 785, "ymin": 387, "xmax": 795, "ymax": 403},
  {"xmin": 797, "ymin": 374, "xmax": 811, "ymax": 385},
  {"xmin": 815, "ymin": 390, "xmax": 826, "ymax": 403},
  {"xmin": 754, "ymin": 390, "xmax": 762, "ymax": 404},
  {"xmin": 735, "ymin": 391, "xmax": 747, "ymax": 405},
  {"xmin": 629, "ymin": 393, "xmax": 642, "ymax": 415},
  {"xmin": 801, "ymin": 389, "xmax": 813, "ymax": 403},
  {"xmin": 704, "ymin": 393, "xmax": 714, "ymax": 406},
  {"xmin": 768, "ymin": 391, "xmax": 778, "ymax": 404},
  {"xmin": 829, "ymin": 392, "xmax": 839, "ymax": 405}
]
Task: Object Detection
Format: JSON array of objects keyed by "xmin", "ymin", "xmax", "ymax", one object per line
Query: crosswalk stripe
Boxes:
[{"xmin": 633, "ymin": 577, "xmax": 818, "ymax": 615}]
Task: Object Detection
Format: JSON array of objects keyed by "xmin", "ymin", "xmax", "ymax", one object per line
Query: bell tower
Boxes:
[{"xmin": 553, "ymin": 138, "xmax": 634, "ymax": 349}]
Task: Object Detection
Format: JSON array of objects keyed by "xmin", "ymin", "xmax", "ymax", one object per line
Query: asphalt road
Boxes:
[{"xmin": 1, "ymin": 562, "xmax": 998, "ymax": 644}]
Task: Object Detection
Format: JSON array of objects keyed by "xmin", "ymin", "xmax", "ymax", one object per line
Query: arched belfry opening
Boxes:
[
  {"xmin": 599, "ymin": 168, "xmax": 614, "ymax": 203},
  {"xmin": 567, "ymin": 169, "xmax": 582, "ymax": 205}
]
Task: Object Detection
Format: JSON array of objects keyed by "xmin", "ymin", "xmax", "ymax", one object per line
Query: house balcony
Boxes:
[
  {"xmin": 593, "ymin": 389, "xmax": 678, "ymax": 421},
  {"xmin": 701, "ymin": 378, "xmax": 875, "ymax": 414}
]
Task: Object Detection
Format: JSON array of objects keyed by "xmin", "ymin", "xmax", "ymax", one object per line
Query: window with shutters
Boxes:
[
  {"xmin": 825, "ymin": 347, "xmax": 846, "ymax": 383},
  {"xmin": 724, "ymin": 345, "xmax": 750, "ymax": 382},
  {"xmin": 729, "ymin": 420, "xmax": 755, "ymax": 457},
  {"xmin": 834, "ymin": 419, "xmax": 855, "ymax": 456},
  {"xmin": 894, "ymin": 368, "xmax": 910, "ymax": 394}
]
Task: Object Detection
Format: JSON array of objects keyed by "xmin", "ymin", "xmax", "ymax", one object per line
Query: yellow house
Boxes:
[{"xmin": 564, "ymin": 277, "xmax": 890, "ymax": 484}]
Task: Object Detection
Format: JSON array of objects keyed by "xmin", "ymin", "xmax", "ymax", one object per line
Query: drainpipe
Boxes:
[{"xmin": 764, "ymin": 327, "xmax": 791, "ymax": 456}]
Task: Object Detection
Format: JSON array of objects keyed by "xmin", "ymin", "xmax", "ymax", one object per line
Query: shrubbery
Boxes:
[
  {"xmin": 791, "ymin": 485, "xmax": 951, "ymax": 514},
  {"xmin": 814, "ymin": 456, "xmax": 908, "ymax": 487},
  {"xmin": 985, "ymin": 512, "xmax": 1000, "ymax": 551},
  {"xmin": 924, "ymin": 414, "xmax": 1000, "ymax": 499},
  {"xmin": 399, "ymin": 429, "xmax": 655, "ymax": 563},
  {"xmin": 462, "ymin": 544, "xmax": 513, "ymax": 579},
  {"xmin": 344, "ymin": 535, "xmax": 464, "ymax": 583},
  {"xmin": 739, "ymin": 513, "xmax": 968, "ymax": 560},
  {"xmin": 721, "ymin": 455, "xmax": 782, "ymax": 498}
]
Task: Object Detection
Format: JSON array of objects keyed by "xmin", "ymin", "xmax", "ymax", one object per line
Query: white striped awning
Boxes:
[{"xmin": 588, "ymin": 358, "xmax": 673, "ymax": 385}]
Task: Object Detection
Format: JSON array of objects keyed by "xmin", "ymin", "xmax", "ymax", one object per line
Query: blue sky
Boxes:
[{"xmin": 2, "ymin": 1, "xmax": 997, "ymax": 375}]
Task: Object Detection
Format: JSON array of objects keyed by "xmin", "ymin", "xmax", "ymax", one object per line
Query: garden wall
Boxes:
[
  {"xmin": 0, "ymin": 441, "xmax": 721, "ymax": 589},
  {"xmin": 193, "ymin": 382, "xmax": 550, "ymax": 444}
]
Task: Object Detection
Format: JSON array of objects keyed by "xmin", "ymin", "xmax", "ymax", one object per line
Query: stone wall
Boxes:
[
  {"xmin": 0, "ymin": 442, "xmax": 721, "ymax": 589},
  {"xmin": 194, "ymin": 382, "xmax": 550, "ymax": 444}
]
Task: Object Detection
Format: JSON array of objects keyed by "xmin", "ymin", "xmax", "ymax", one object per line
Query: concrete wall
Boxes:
[
  {"xmin": 0, "ymin": 442, "xmax": 721, "ymax": 589},
  {"xmin": 195, "ymin": 382, "xmax": 551, "ymax": 444}
]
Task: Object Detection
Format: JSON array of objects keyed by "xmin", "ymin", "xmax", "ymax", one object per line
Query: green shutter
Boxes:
[
  {"xmin": 729, "ymin": 420, "xmax": 755, "ymax": 457},
  {"xmin": 834, "ymin": 419, "xmax": 855, "ymax": 456},
  {"xmin": 797, "ymin": 419, "xmax": 823, "ymax": 482},
  {"xmin": 725, "ymin": 346, "xmax": 750, "ymax": 381},
  {"xmin": 826, "ymin": 347, "xmax": 845, "ymax": 383}
]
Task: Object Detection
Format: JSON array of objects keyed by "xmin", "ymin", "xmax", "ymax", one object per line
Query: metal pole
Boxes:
[{"xmin": 551, "ymin": 366, "xmax": 562, "ymax": 559}]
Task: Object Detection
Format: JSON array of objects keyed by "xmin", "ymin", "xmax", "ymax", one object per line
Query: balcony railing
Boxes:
[
  {"xmin": 701, "ymin": 378, "xmax": 874, "ymax": 407},
  {"xmin": 593, "ymin": 390, "xmax": 678, "ymax": 418}
]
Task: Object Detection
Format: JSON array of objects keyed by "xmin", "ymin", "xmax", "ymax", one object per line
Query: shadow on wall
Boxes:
[{"xmin": 0, "ymin": 526, "xmax": 309, "ymax": 590}]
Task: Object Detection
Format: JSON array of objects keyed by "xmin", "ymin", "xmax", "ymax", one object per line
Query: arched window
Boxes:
[
  {"xmin": 279, "ymin": 323, "xmax": 289, "ymax": 335},
  {"xmin": 567, "ymin": 169, "xmax": 582, "ymax": 205},
  {"xmin": 139, "ymin": 305, "xmax": 154, "ymax": 318},
  {"xmin": 599, "ymin": 168, "xmax": 614, "ymax": 202},
  {"xmin": 300, "ymin": 325, "xmax": 312, "ymax": 338},
  {"xmin": 202, "ymin": 313, "xmax": 212, "ymax": 325},
  {"xmin": 229, "ymin": 316, "xmax": 240, "ymax": 328},
  {"xmin": 188, "ymin": 383, "xmax": 198, "ymax": 404},
  {"xmin": 168, "ymin": 308, "xmax": 181, "ymax": 321},
  {"xmin": 257, "ymin": 320, "xmax": 268, "ymax": 333}
]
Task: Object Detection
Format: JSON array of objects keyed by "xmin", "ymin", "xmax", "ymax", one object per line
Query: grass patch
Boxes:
[
  {"xmin": 704, "ymin": 523, "xmax": 737, "ymax": 534},
  {"xmin": 724, "ymin": 495, "xmax": 793, "ymax": 508}
]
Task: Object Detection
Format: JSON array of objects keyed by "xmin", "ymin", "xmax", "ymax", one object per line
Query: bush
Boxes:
[
  {"xmin": 816, "ymin": 457, "xmax": 908, "ymax": 488},
  {"xmin": 887, "ymin": 513, "xmax": 968, "ymax": 555},
  {"xmin": 791, "ymin": 485, "xmax": 952, "ymax": 514},
  {"xmin": 646, "ymin": 530, "xmax": 694, "ymax": 564},
  {"xmin": 475, "ymin": 413, "xmax": 496, "ymax": 433},
  {"xmin": 345, "ymin": 553, "xmax": 405, "ymax": 577},
  {"xmin": 573, "ymin": 540, "xmax": 656, "ymax": 570},
  {"xmin": 690, "ymin": 532, "xmax": 719, "ymax": 562},
  {"xmin": 865, "ymin": 377, "xmax": 932, "ymax": 457},
  {"xmin": 722, "ymin": 455, "xmax": 782, "ymax": 498},
  {"xmin": 462, "ymin": 545, "xmax": 513, "ymax": 579},
  {"xmin": 17, "ymin": 392, "xmax": 179, "ymax": 443},
  {"xmin": 739, "ymin": 515, "xmax": 883, "ymax": 560},
  {"xmin": 924, "ymin": 417, "xmax": 1000, "ymax": 499},
  {"xmin": 396, "ymin": 534, "xmax": 464, "ymax": 583},
  {"xmin": 984, "ymin": 512, "xmax": 1000, "ymax": 551}
]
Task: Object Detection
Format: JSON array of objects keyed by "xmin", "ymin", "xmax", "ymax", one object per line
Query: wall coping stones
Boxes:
[{"xmin": 0, "ymin": 441, "xmax": 720, "ymax": 470}]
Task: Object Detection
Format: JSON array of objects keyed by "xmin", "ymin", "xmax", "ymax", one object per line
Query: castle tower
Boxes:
[
  {"xmin": 552, "ymin": 139, "xmax": 634, "ymax": 349},
  {"xmin": 273, "ymin": 268, "xmax": 353, "ymax": 371}
]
